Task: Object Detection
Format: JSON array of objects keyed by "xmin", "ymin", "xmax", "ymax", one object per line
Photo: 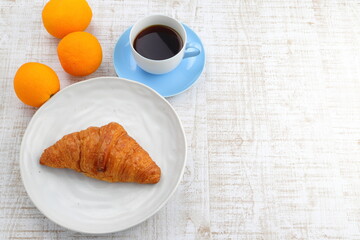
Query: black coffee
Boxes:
[{"xmin": 134, "ymin": 25, "xmax": 183, "ymax": 60}]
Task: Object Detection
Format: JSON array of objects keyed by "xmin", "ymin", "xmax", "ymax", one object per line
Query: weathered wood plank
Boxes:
[{"xmin": 1, "ymin": 0, "xmax": 360, "ymax": 239}]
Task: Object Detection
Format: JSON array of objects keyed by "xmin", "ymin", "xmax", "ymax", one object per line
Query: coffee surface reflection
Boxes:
[{"xmin": 134, "ymin": 25, "xmax": 183, "ymax": 60}]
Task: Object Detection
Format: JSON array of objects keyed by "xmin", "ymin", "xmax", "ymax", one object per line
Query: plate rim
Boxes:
[
  {"xmin": 113, "ymin": 23, "xmax": 206, "ymax": 98},
  {"xmin": 19, "ymin": 76, "xmax": 187, "ymax": 234}
]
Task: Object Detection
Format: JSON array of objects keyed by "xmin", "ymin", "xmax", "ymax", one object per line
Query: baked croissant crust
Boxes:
[{"xmin": 40, "ymin": 122, "xmax": 161, "ymax": 184}]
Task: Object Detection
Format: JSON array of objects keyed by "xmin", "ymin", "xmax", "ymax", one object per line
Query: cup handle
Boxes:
[{"xmin": 183, "ymin": 42, "xmax": 201, "ymax": 59}]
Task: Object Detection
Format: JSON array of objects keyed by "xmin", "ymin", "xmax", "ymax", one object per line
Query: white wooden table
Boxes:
[{"xmin": 1, "ymin": 0, "xmax": 360, "ymax": 239}]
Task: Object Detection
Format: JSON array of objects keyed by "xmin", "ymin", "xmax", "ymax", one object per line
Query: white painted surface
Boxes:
[{"xmin": 1, "ymin": 0, "xmax": 360, "ymax": 239}]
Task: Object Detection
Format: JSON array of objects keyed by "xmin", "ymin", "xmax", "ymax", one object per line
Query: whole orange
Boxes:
[
  {"xmin": 14, "ymin": 63, "xmax": 60, "ymax": 107},
  {"xmin": 57, "ymin": 32, "xmax": 102, "ymax": 76},
  {"xmin": 42, "ymin": 0, "xmax": 92, "ymax": 39}
]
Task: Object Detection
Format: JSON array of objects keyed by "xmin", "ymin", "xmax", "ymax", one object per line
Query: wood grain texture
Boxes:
[{"xmin": 1, "ymin": 0, "xmax": 360, "ymax": 239}]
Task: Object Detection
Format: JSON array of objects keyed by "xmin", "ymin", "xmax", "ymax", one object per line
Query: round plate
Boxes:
[
  {"xmin": 20, "ymin": 77, "xmax": 187, "ymax": 234},
  {"xmin": 113, "ymin": 24, "xmax": 205, "ymax": 97}
]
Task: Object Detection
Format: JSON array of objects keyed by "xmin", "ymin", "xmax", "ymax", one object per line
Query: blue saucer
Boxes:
[{"xmin": 113, "ymin": 24, "xmax": 205, "ymax": 97}]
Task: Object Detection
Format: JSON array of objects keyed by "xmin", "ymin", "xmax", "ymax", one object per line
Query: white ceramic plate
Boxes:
[{"xmin": 20, "ymin": 77, "xmax": 186, "ymax": 234}]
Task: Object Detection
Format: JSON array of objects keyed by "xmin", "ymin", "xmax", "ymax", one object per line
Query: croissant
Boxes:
[{"xmin": 40, "ymin": 122, "xmax": 161, "ymax": 184}]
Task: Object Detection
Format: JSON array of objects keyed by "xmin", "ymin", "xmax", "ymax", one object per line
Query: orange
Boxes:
[
  {"xmin": 14, "ymin": 63, "xmax": 60, "ymax": 108},
  {"xmin": 42, "ymin": 0, "xmax": 92, "ymax": 39},
  {"xmin": 57, "ymin": 32, "xmax": 102, "ymax": 76}
]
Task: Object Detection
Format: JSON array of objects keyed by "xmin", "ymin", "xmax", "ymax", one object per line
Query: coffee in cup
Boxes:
[
  {"xmin": 130, "ymin": 15, "xmax": 200, "ymax": 74},
  {"xmin": 134, "ymin": 25, "xmax": 183, "ymax": 60}
]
